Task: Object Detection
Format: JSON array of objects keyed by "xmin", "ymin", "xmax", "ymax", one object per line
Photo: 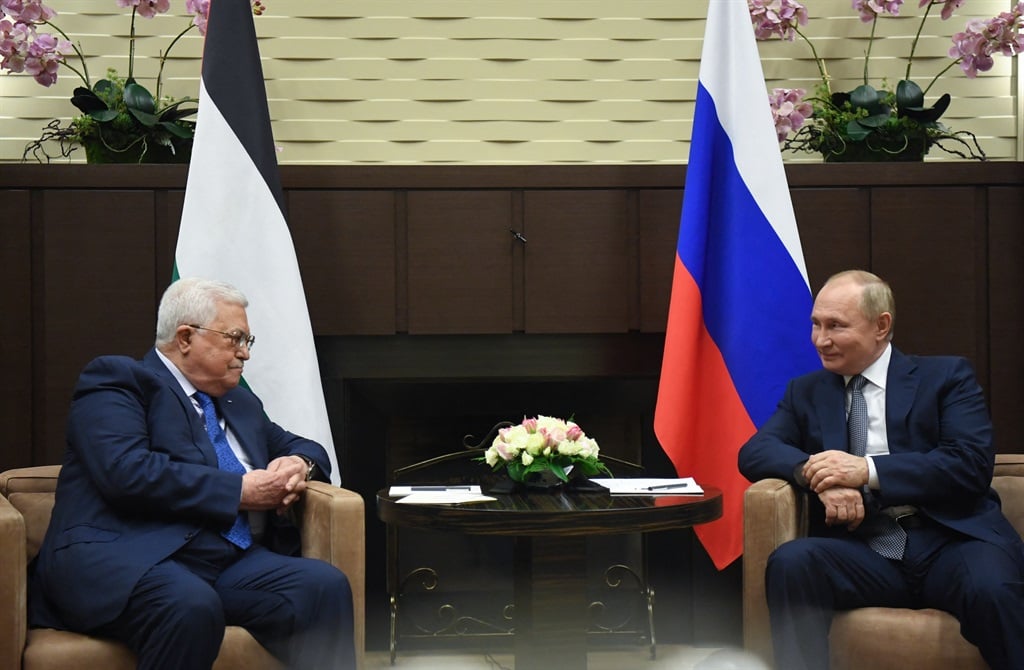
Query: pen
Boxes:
[
  {"xmin": 410, "ymin": 486, "xmax": 472, "ymax": 491},
  {"xmin": 646, "ymin": 483, "xmax": 689, "ymax": 491}
]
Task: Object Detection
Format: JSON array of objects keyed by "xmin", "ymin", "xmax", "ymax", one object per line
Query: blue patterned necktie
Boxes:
[
  {"xmin": 195, "ymin": 391, "xmax": 252, "ymax": 550},
  {"xmin": 847, "ymin": 375, "xmax": 906, "ymax": 560}
]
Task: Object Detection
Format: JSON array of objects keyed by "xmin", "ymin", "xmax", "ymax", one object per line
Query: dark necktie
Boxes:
[
  {"xmin": 195, "ymin": 391, "xmax": 252, "ymax": 550},
  {"xmin": 847, "ymin": 375, "xmax": 906, "ymax": 560}
]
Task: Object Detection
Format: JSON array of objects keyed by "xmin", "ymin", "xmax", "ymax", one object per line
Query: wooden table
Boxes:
[{"xmin": 377, "ymin": 486, "xmax": 722, "ymax": 670}]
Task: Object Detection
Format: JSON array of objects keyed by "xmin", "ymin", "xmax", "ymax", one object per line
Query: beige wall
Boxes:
[{"xmin": 0, "ymin": 0, "xmax": 1017, "ymax": 164}]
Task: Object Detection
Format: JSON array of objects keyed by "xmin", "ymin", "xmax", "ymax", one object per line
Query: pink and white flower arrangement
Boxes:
[
  {"xmin": 483, "ymin": 415, "xmax": 611, "ymax": 485},
  {"xmin": 749, "ymin": 0, "xmax": 1024, "ymax": 160}
]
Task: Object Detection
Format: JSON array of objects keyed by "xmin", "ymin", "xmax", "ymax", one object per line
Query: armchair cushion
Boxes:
[
  {"xmin": 0, "ymin": 466, "xmax": 365, "ymax": 670},
  {"xmin": 743, "ymin": 454, "xmax": 1024, "ymax": 670}
]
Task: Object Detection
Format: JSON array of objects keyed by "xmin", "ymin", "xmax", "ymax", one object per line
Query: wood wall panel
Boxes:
[
  {"xmin": 35, "ymin": 190, "xmax": 158, "ymax": 464},
  {"xmin": 406, "ymin": 191, "xmax": 514, "ymax": 334},
  {"xmin": 524, "ymin": 190, "xmax": 630, "ymax": 333},
  {"xmin": 870, "ymin": 187, "xmax": 983, "ymax": 363},
  {"xmin": 637, "ymin": 189, "xmax": 682, "ymax": 333},
  {"xmin": 290, "ymin": 191, "xmax": 398, "ymax": 335},
  {"xmin": 987, "ymin": 186, "xmax": 1024, "ymax": 450},
  {"xmin": 1, "ymin": 191, "xmax": 32, "ymax": 471},
  {"xmin": 790, "ymin": 188, "xmax": 871, "ymax": 292},
  {"xmin": 1, "ymin": 162, "xmax": 1023, "ymax": 469}
]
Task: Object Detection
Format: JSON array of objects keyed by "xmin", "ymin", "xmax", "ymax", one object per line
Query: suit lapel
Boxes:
[
  {"xmin": 884, "ymin": 348, "xmax": 918, "ymax": 454},
  {"xmin": 142, "ymin": 349, "xmax": 219, "ymax": 466},
  {"xmin": 817, "ymin": 373, "xmax": 849, "ymax": 453}
]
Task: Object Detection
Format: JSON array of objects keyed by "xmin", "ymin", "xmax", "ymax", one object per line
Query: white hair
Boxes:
[{"xmin": 154, "ymin": 278, "xmax": 248, "ymax": 347}]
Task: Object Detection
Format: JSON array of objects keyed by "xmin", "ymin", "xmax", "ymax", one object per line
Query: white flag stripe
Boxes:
[
  {"xmin": 699, "ymin": 0, "xmax": 809, "ymax": 288},
  {"xmin": 178, "ymin": 76, "xmax": 339, "ymax": 483}
]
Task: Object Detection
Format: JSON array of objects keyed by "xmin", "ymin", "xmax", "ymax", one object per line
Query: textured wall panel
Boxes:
[{"xmin": 1, "ymin": 0, "xmax": 1017, "ymax": 164}]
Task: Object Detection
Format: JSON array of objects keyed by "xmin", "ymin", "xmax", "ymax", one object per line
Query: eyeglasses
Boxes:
[{"xmin": 189, "ymin": 324, "xmax": 255, "ymax": 351}]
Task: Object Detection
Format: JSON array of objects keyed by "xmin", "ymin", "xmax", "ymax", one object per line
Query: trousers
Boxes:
[
  {"xmin": 94, "ymin": 529, "xmax": 355, "ymax": 670},
  {"xmin": 765, "ymin": 516, "xmax": 1024, "ymax": 670}
]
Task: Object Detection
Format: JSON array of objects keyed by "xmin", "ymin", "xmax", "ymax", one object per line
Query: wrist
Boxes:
[{"xmin": 294, "ymin": 455, "xmax": 316, "ymax": 481}]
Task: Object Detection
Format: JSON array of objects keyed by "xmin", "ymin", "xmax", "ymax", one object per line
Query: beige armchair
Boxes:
[
  {"xmin": 743, "ymin": 453, "xmax": 1024, "ymax": 670},
  {"xmin": 0, "ymin": 465, "xmax": 366, "ymax": 670}
]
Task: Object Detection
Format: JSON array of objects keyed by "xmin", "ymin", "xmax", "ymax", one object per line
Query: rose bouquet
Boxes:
[
  {"xmin": 750, "ymin": 0, "xmax": 1024, "ymax": 161},
  {"xmin": 481, "ymin": 415, "xmax": 611, "ymax": 486}
]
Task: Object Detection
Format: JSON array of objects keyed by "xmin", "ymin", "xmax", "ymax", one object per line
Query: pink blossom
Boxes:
[
  {"xmin": 748, "ymin": 0, "xmax": 808, "ymax": 41},
  {"xmin": 950, "ymin": 5, "xmax": 1024, "ymax": 77},
  {"xmin": 24, "ymin": 30, "xmax": 68, "ymax": 84},
  {"xmin": 852, "ymin": 0, "xmax": 904, "ymax": 22},
  {"xmin": 521, "ymin": 417, "xmax": 538, "ymax": 432},
  {"xmin": 768, "ymin": 88, "xmax": 812, "ymax": 142},
  {"xmin": 919, "ymin": 0, "xmax": 965, "ymax": 21},
  {"xmin": 565, "ymin": 425, "xmax": 583, "ymax": 441},
  {"xmin": 116, "ymin": 0, "xmax": 171, "ymax": 19},
  {"xmin": 1, "ymin": 0, "xmax": 56, "ymax": 23}
]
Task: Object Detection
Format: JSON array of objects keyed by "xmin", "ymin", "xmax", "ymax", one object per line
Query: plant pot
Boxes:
[
  {"xmin": 822, "ymin": 135, "xmax": 928, "ymax": 162},
  {"xmin": 82, "ymin": 137, "xmax": 192, "ymax": 164},
  {"xmin": 515, "ymin": 468, "xmax": 566, "ymax": 490}
]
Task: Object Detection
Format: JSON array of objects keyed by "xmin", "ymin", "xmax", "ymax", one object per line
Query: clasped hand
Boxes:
[
  {"xmin": 803, "ymin": 450, "xmax": 870, "ymax": 530},
  {"xmin": 240, "ymin": 455, "xmax": 310, "ymax": 514}
]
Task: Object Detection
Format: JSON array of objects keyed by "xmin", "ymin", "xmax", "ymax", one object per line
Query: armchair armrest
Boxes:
[
  {"xmin": 0, "ymin": 493, "xmax": 27, "ymax": 670},
  {"xmin": 299, "ymin": 482, "xmax": 365, "ymax": 670},
  {"xmin": 743, "ymin": 478, "xmax": 807, "ymax": 665}
]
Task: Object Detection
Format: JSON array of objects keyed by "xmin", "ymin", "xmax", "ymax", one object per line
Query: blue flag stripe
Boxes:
[{"xmin": 679, "ymin": 83, "xmax": 819, "ymax": 427}]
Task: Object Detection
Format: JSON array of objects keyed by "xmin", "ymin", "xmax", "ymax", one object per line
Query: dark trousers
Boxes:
[
  {"xmin": 95, "ymin": 530, "xmax": 355, "ymax": 670},
  {"xmin": 765, "ymin": 517, "xmax": 1024, "ymax": 670}
]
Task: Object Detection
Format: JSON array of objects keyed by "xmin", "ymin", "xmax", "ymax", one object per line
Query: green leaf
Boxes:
[
  {"xmin": 87, "ymin": 109, "xmax": 119, "ymax": 123},
  {"xmin": 158, "ymin": 121, "xmax": 194, "ymax": 139},
  {"xmin": 70, "ymin": 87, "xmax": 107, "ymax": 115},
  {"xmin": 895, "ymin": 80, "xmax": 925, "ymax": 110},
  {"xmin": 127, "ymin": 108, "xmax": 160, "ymax": 127},
  {"xmin": 845, "ymin": 119, "xmax": 873, "ymax": 141},
  {"xmin": 123, "ymin": 82, "xmax": 157, "ymax": 115},
  {"xmin": 848, "ymin": 84, "xmax": 887, "ymax": 116}
]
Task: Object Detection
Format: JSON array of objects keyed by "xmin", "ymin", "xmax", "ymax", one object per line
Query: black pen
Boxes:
[
  {"xmin": 645, "ymin": 483, "xmax": 689, "ymax": 491},
  {"xmin": 410, "ymin": 486, "xmax": 472, "ymax": 491}
]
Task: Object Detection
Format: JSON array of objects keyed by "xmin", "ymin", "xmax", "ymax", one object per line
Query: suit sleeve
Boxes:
[
  {"xmin": 872, "ymin": 357, "xmax": 994, "ymax": 507},
  {"xmin": 68, "ymin": 356, "xmax": 242, "ymax": 525},
  {"xmin": 738, "ymin": 378, "xmax": 817, "ymax": 486}
]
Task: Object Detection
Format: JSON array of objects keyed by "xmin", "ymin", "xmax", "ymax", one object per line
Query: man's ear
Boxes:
[
  {"xmin": 876, "ymin": 312, "xmax": 893, "ymax": 340},
  {"xmin": 174, "ymin": 324, "xmax": 193, "ymax": 353}
]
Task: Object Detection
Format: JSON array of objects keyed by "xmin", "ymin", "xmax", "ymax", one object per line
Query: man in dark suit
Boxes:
[
  {"xmin": 738, "ymin": 269, "xmax": 1024, "ymax": 670},
  {"xmin": 29, "ymin": 277, "xmax": 355, "ymax": 670}
]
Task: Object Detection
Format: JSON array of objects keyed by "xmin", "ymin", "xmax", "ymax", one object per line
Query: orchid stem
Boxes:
[
  {"xmin": 795, "ymin": 26, "xmax": 831, "ymax": 95},
  {"xmin": 43, "ymin": 20, "xmax": 90, "ymax": 88},
  {"xmin": 906, "ymin": 0, "xmax": 935, "ymax": 81},
  {"xmin": 864, "ymin": 17, "xmax": 878, "ymax": 85},
  {"xmin": 156, "ymin": 24, "xmax": 196, "ymax": 102}
]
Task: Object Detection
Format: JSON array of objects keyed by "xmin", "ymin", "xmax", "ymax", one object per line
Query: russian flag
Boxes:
[
  {"xmin": 653, "ymin": 0, "xmax": 820, "ymax": 570},
  {"xmin": 175, "ymin": 0, "xmax": 340, "ymax": 484}
]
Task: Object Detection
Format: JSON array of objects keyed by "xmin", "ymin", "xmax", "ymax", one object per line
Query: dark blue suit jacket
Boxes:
[
  {"xmin": 738, "ymin": 348, "xmax": 1022, "ymax": 560},
  {"xmin": 30, "ymin": 349, "xmax": 333, "ymax": 632}
]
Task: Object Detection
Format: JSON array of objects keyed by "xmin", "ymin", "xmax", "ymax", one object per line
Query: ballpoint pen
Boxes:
[
  {"xmin": 410, "ymin": 486, "xmax": 472, "ymax": 491},
  {"xmin": 645, "ymin": 483, "xmax": 689, "ymax": 491}
]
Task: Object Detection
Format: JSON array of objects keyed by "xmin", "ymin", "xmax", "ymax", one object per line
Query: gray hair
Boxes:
[
  {"xmin": 824, "ymin": 269, "xmax": 895, "ymax": 341},
  {"xmin": 154, "ymin": 278, "xmax": 248, "ymax": 347}
]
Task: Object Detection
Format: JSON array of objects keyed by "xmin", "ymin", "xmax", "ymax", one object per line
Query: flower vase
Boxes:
[
  {"xmin": 514, "ymin": 468, "xmax": 565, "ymax": 491},
  {"xmin": 821, "ymin": 135, "xmax": 928, "ymax": 163},
  {"xmin": 82, "ymin": 137, "xmax": 192, "ymax": 165}
]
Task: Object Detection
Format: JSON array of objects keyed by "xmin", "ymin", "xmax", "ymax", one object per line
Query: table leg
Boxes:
[{"xmin": 513, "ymin": 535, "xmax": 588, "ymax": 670}]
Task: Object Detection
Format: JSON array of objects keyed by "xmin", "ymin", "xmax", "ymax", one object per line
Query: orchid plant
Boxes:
[
  {"xmin": 1, "ymin": 0, "xmax": 266, "ymax": 162},
  {"xmin": 481, "ymin": 415, "xmax": 611, "ymax": 486},
  {"xmin": 749, "ymin": 0, "xmax": 1024, "ymax": 161}
]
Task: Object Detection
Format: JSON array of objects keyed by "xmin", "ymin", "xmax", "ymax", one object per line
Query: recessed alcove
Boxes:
[{"xmin": 318, "ymin": 333, "xmax": 742, "ymax": 652}]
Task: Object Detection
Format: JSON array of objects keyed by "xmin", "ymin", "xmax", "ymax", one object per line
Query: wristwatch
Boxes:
[{"xmin": 296, "ymin": 455, "xmax": 316, "ymax": 481}]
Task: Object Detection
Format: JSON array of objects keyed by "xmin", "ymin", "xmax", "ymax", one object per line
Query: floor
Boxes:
[{"xmin": 365, "ymin": 644, "xmax": 769, "ymax": 669}]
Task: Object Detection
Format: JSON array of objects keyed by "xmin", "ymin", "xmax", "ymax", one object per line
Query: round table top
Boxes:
[{"xmin": 376, "ymin": 486, "xmax": 722, "ymax": 537}]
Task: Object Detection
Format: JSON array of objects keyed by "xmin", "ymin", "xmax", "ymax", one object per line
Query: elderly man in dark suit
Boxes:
[
  {"xmin": 29, "ymin": 277, "xmax": 355, "ymax": 670},
  {"xmin": 739, "ymin": 269, "xmax": 1024, "ymax": 670}
]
